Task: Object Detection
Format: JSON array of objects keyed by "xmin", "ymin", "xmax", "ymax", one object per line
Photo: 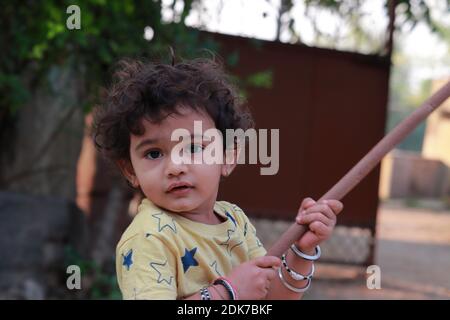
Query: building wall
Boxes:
[
  {"xmin": 380, "ymin": 78, "xmax": 450, "ymax": 200},
  {"xmin": 379, "ymin": 150, "xmax": 449, "ymax": 199},
  {"xmin": 423, "ymin": 78, "xmax": 450, "ymax": 167}
]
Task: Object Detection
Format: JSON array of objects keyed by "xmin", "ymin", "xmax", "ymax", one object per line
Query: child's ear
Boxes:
[
  {"xmin": 116, "ymin": 159, "xmax": 139, "ymax": 188},
  {"xmin": 221, "ymin": 145, "xmax": 241, "ymax": 177}
]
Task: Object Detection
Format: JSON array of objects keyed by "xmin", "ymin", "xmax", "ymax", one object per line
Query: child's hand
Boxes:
[
  {"xmin": 226, "ymin": 256, "xmax": 281, "ymax": 300},
  {"xmin": 294, "ymin": 197, "xmax": 343, "ymax": 252}
]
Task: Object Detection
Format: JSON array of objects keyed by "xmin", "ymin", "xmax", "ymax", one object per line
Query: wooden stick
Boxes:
[{"xmin": 267, "ymin": 79, "xmax": 450, "ymax": 257}]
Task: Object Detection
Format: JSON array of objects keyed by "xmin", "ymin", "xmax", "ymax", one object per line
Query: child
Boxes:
[{"xmin": 93, "ymin": 56, "xmax": 343, "ymax": 300}]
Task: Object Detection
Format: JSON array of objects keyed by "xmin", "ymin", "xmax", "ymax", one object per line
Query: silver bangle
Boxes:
[
  {"xmin": 281, "ymin": 254, "xmax": 315, "ymax": 281},
  {"xmin": 200, "ymin": 287, "xmax": 211, "ymax": 300},
  {"xmin": 213, "ymin": 278, "xmax": 237, "ymax": 300},
  {"xmin": 290, "ymin": 244, "xmax": 321, "ymax": 261},
  {"xmin": 278, "ymin": 267, "xmax": 311, "ymax": 293}
]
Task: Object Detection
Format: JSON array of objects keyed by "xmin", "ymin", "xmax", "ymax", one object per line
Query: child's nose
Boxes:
[{"xmin": 164, "ymin": 158, "xmax": 188, "ymax": 177}]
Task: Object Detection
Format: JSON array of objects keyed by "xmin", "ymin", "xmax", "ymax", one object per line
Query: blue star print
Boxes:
[
  {"xmin": 122, "ymin": 249, "xmax": 133, "ymax": 271},
  {"xmin": 226, "ymin": 211, "xmax": 237, "ymax": 227},
  {"xmin": 181, "ymin": 247, "xmax": 199, "ymax": 273}
]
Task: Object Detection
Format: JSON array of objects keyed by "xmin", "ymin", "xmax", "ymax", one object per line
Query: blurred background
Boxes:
[{"xmin": 0, "ymin": 0, "xmax": 449, "ymax": 299}]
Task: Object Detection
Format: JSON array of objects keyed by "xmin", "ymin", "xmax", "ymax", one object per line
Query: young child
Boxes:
[{"xmin": 93, "ymin": 57, "xmax": 343, "ymax": 300}]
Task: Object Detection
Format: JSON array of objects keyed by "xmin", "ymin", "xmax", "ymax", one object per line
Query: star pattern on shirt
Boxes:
[
  {"xmin": 230, "ymin": 240, "xmax": 244, "ymax": 253},
  {"xmin": 225, "ymin": 211, "xmax": 237, "ymax": 227},
  {"xmin": 209, "ymin": 260, "xmax": 222, "ymax": 276},
  {"xmin": 231, "ymin": 204, "xmax": 244, "ymax": 215},
  {"xmin": 219, "ymin": 229, "xmax": 244, "ymax": 255},
  {"xmin": 122, "ymin": 249, "xmax": 133, "ymax": 271},
  {"xmin": 256, "ymin": 238, "xmax": 263, "ymax": 247},
  {"xmin": 152, "ymin": 212, "xmax": 177, "ymax": 234},
  {"xmin": 181, "ymin": 247, "xmax": 199, "ymax": 273},
  {"xmin": 150, "ymin": 260, "xmax": 174, "ymax": 285}
]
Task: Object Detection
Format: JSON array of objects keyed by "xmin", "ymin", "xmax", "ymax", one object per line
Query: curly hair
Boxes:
[{"xmin": 92, "ymin": 56, "xmax": 254, "ymax": 162}]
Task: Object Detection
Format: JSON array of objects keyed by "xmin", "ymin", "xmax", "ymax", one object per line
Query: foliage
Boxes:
[
  {"xmin": 1, "ymin": 0, "xmax": 275, "ymax": 123},
  {"xmin": 0, "ymin": 0, "xmax": 216, "ymax": 115}
]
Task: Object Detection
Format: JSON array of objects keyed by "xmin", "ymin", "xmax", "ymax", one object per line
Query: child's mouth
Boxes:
[
  {"xmin": 168, "ymin": 185, "xmax": 193, "ymax": 195},
  {"xmin": 173, "ymin": 186, "xmax": 190, "ymax": 190}
]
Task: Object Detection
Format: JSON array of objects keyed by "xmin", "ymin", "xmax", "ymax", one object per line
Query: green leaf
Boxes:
[{"xmin": 246, "ymin": 70, "xmax": 273, "ymax": 89}]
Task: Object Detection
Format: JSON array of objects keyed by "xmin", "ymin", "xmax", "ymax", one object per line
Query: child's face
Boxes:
[{"xmin": 126, "ymin": 106, "xmax": 232, "ymax": 215}]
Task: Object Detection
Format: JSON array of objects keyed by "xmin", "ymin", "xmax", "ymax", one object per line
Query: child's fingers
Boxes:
[
  {"xmin": 309, "ymin": 221, "xmax": 331, "ymax": 236},
  {"xmin": 323, "ymin": 199, "xmax": 344, "ymax": 215},
  {"xmin": 263, "ymin": 268, "xmax": 277, "ymax": 281},
  {"xmin": 253, "ymin": 256, "xmax": 281, "ymax": 269},
  {"xmin": 296, "ymin": 212, "xmax": 335, "ymax": 227},
  {"xmin": 301, "ymin": 203, "xmax": 336, "ymax": 221},
  {"xmin": 299, "ymin": 197, "xmax": 316, "ymax": 211}
]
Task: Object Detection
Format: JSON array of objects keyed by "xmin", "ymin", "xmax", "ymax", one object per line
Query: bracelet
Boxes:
[
  {"xmin": 213, "ymin": 277, "xmax": 238, "ymax": 300},
  {"xmin": 210, "ymin": 285, "xmax": 227, "ymax": 300},
  {"xmin": 200, "ymin": 287, "xmax": 211, "ymax": 300},
  {"xmin": 278, "ymin": 267, "xmax": 311, "ymax": 293},
  {"xmin": 290, "ymin": 244, "xmax": 321, "ymax": 261},
  {"xmin": 281, "ymin": 253, "xmax": 315, "ymax": 281}
]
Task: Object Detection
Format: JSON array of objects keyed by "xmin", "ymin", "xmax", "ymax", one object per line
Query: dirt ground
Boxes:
[{"xmin": 251, "ymin": 199, "xmax": 450, "ymax": 299}]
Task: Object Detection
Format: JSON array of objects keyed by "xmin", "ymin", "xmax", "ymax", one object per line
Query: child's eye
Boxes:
[
  {"xmin": 186, "ymin": 144, "xmax": 204, "ymax": 154},
  {"xmin": 145, "ymin": 150, "xmax": 163, "ymax": 159}
]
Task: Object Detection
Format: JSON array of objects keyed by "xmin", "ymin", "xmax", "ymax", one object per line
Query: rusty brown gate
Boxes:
[{"xmin": 209, "ymin": 32, "xmax": 390, "ymax": 266}]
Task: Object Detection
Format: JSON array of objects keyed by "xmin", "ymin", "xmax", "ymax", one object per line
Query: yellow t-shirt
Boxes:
[{"xmin": 116, "ymin": 198, "xmax": 267, "ymax": 299}]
